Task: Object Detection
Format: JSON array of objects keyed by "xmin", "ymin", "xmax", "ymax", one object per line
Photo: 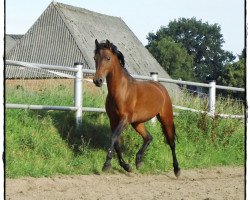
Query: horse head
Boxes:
[{"xmin": 93, "ymin": 39, "xmax": 125, "ymax": 87}]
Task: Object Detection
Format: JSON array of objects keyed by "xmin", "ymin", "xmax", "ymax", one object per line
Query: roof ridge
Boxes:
[{"xmin": 52, "ymin": 1, "xmax": 119, "ymax": 19}]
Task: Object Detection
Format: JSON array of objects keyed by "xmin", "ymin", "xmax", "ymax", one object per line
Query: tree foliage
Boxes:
[
  {"xmin": 147, "ymin": 17, "xmax": 236, "ymax": 83},
  {"xmin": 147, "ymin": 37, "xmax": 194, "ymax": 80},
  {"xmin": 221, "ymin": 49, "xmax": 245, "ymax": 88}
]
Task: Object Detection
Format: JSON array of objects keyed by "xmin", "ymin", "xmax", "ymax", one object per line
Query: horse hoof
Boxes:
[
  {"xmin": 102, "ymin": 163, "xmax": 111, "ymax": 172},
  {"xmin": 123, "ymin": 164, "xmax": 132, "ymax": 172},
  {"xmin": 174, "ymin": 168, "xmax": 181, "ymax": 178},
  {"xmin": 136, "ymin": 161, "xmax": 143, "ymax": 170}
]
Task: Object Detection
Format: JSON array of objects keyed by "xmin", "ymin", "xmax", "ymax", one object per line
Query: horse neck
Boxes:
[{"xmin": 106, "ymin": 62, "xmax": 130, "ymax": 97}]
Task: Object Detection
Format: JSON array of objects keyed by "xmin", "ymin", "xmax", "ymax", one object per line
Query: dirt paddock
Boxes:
[{"xmin": 6, "ymin": 166, "xmax": 244, "ymax": 200}]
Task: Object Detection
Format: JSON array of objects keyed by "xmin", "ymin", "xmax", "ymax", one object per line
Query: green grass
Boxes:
[{"xmin": 5, "ymin": 80, "xmax": 245, "ymax": 178}]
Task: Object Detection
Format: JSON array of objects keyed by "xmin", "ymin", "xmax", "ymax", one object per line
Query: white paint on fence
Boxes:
[
  {"xmin": 6, "ymin": 104, "xmax": 78, "ymax": 111},
  {"xmin": 172, "ymin": 105, "xmax": 244, "ymax": 119},
  {"xmin": 6, "ymin": 60, "xmax": 78, "ymax": 73},
  {"xmin": 74, "ymin": 63, "xmax": 83, "ymax": 130},
  {"xmin": 209, "ymin": 81, "xmax": 216, "ymax": 117},
  {"xmin": 6, "ymin": 104, "xmax": 106, "ymax": 113},
  {"xmin": 150, "ymin": 72, "xmax": 158, "ymax": 125}
]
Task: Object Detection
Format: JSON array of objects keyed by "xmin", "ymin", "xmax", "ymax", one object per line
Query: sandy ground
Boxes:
[{"xmin": 6, "ymin": 167, "xmax": 244, "ymax": 200}]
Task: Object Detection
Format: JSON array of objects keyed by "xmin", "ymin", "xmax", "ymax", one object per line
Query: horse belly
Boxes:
[{"xmin": 132, "ymin": 83, "xmax": 164, "ymax": 123}]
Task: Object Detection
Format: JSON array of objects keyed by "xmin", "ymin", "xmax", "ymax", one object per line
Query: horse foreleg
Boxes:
[
  {"xmin": 114, "ymin": 140, "xmax": 132, "ymax": 172},
  {"xmin": 132, "ymin": 123, "xmax": 153, "ymax": 169},
  {"xmin": 102, "ymin": 119, "xmax": 127, "ymax": 172}
]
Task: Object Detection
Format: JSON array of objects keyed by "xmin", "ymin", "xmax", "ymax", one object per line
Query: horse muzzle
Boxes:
[{"xmin": 93, "ymin": 77, "xmax": 104, "ymax": 87}]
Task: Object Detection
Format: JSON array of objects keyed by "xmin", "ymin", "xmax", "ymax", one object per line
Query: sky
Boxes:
[{"xmin": 6, "ymin": 0, "xmax": 245, "ymax": 56}]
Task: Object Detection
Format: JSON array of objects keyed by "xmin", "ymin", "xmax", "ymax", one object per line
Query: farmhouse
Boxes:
[{"xmin": 6, "ymin": 2, "xmax": 179, "ymax": 92}]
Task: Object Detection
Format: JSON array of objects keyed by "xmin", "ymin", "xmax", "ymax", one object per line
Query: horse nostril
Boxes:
[{"xmin": 93, "ymin": 77, "xmax": 103, "ymax": 87}]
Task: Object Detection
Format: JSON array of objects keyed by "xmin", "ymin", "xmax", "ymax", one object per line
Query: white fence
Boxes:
[{"xmin": 5, "ymin": 60, "xmax": 245, "ymax": 129}]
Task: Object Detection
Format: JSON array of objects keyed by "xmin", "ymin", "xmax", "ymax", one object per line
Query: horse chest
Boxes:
[{"xmin": 106, "ymin": 94, "xmax": 135, "ymax": 118}]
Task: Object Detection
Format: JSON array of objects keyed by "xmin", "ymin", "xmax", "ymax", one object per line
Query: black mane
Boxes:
[{"xmin": 94, "ymin": 40, "xmax": 125, "ymax": 68}]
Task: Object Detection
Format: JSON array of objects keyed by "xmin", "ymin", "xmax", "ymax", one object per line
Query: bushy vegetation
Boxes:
[
  {"xmin": 5, "ymin": 80, "xmax": 245, "ymax": 178},
  {"xmin": 146, "ymin": 17, "xmax": 245, "ymax": 90}
]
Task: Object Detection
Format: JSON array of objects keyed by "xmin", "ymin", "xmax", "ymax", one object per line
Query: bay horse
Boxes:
[{"xmin": 93, "ymin": 39, "xmax": 180, "ymax": 177}]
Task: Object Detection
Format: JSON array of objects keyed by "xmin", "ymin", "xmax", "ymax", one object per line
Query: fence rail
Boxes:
[
  {"xmin": 5, "ymin": 60, "xmax": 245, "ymax": 129},
  {"xmin": 6, "ymin": 103, "xmax": 106, "ymax": 113}
]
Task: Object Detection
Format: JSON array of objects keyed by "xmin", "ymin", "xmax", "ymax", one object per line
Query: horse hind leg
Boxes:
[
  {"xmin": 157, "ymin": 114, "xmax": 181, "ymax": 177},
  {"xmin": 131, "ymin": 122, "xmax": 153, "ymax": 169}
]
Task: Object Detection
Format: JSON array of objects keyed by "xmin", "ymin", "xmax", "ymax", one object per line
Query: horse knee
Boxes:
[{"xmin": 145, "ymin": 134, "xmax": 153, "ymax": 143}]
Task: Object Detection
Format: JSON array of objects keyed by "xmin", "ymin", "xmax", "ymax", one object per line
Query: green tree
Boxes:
[
  {"xmin": 217, "ymin": 49, "xmax": 245, "ymax": 99},
  {"xmin": 147, "ymin": 17, "xmax": 235, "ymax": 83},
  {"xmin": 147, "ymin": 37, "xmax": 194, "ymax": 80},
  {"xmin": 221, "ymin": 49, "xmax": 245, "ymax": 88}
]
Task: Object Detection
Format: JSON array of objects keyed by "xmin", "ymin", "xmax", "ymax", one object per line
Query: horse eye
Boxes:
[{"xmin": 106, "ymin": 57, "xmax": 111, "ymax": 61}]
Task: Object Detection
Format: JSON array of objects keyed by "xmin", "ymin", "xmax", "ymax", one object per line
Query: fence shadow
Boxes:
[{"xmin": 29, "ymin": 110, "xmax": 111, "ymax": 155}]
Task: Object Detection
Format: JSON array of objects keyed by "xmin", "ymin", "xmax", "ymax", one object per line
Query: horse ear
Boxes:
[
  {"xmin": 95, "ymin": 39, "xmax": 99, "ymax": 47},
  {"xmin": 106, "ymin": 39, "xmax": 110, "ymax": 45},
  {"xmin": 106, "ymin": 39, "xmax": 112, "ymax": 49}
]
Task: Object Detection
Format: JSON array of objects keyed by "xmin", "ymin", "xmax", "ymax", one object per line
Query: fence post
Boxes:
[
  {"xmin": 74, "ymin": 62, "xmax": 83, "ymax": 131},
  {"xmin": 209, "ymin": 81, "xmax": 216, "ymax": 117},
  {"xmin": 150, "ymin": 72, "xmax": 158, "ymax": 125}
]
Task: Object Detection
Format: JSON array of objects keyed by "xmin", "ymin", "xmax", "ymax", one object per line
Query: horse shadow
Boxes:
[{"xmin": 29, "ymin": 110, "xmax": 111, "ymax": 155}]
